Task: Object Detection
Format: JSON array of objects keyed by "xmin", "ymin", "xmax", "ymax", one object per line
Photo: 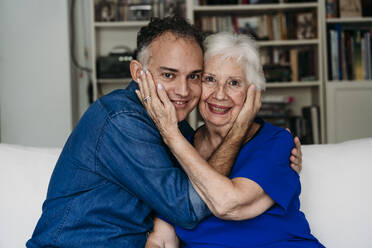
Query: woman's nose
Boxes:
[{"xmin": 214, "ymin": 84, "xmax": 227, "ymax": 100}]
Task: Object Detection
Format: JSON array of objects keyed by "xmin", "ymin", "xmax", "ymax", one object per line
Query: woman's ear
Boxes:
[{"xmin": 130, "ymin": 60, "xmax": 143, "ymax": 82}]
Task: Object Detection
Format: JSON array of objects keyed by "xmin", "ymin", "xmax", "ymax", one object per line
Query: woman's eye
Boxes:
[
  {"xmin": 204, "ymin": 76, "xmax": 215, "ymax": 82},
  {"xmin": 229, "ymin": 80, "xmax": 240, "ymax": 86}
]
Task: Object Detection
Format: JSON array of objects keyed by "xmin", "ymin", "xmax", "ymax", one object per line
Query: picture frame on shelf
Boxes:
[
  {"xmin": 95, "ymin": 0, "xmax": 116, "ymax": 22},
  {"xmin": 296, "ymin": 12, "xmax": 317, "ymax": 39},
  {"xmin": 339, "ymin": 0, "xmax": 362, "ymax": 18}
]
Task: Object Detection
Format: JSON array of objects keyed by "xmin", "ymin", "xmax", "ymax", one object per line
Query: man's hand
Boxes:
[{"xmin": 290, "ymin": 136, "xmax": 302, "ymax": 174}]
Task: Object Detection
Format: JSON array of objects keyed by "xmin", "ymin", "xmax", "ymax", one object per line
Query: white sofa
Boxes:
[{"xmin": 1, "ymin": 138, "xmax": 372, "ymax": 248}]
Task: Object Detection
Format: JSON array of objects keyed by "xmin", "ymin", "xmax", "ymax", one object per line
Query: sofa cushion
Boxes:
[
  {"xmin": 300, "ymin": 137, "xmax": 372, "ymax": 248},
  {"xmin": 0, "ymin": 144, "xmax": 61, "ymax": 248}
]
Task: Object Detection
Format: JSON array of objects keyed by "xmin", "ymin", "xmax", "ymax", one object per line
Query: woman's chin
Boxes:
[{"xmin": 204, "ymin": 115, "xmax": 232, "ymax": 128}]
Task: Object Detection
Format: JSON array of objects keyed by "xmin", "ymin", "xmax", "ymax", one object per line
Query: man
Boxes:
[{"xmin": 27, "ymin": 16, "xmax": 301, "ymax": 247}]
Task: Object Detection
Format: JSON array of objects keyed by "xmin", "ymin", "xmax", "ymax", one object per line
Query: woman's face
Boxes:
[{"xmin": 199, "ymin": 56, "xmax": 249, "ymax": 128}]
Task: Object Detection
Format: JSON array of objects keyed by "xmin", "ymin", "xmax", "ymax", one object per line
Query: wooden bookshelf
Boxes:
[
  {"xmin": 94, "ymin": 21, "xmax": 149, "ymax": 28},
  {"xmin": 257, "ymin": 39, "xmax": 319, "ymax": 47},
  {"xmin": 193, "ymin": 2, "xmax": 318, "ymax": 12},
  {"xmin": 266, "ymin": 81, "xmax": 321, "ymax": 88},
  {"xmin": 322, "ymin": 0, "xmax": 372, "ymax": 142},
  {"xmin": 186, "ymin": 0, "xmax": 324, "ymax": 143},
  {"xmin": 326, "ymin": 17, "xmax": 372, "ymax": 23}
]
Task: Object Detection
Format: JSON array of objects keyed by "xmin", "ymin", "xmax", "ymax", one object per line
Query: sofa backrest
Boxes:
[{"xmin": 0, "ymin": 138, "xmax": 371, "ymax": 248}]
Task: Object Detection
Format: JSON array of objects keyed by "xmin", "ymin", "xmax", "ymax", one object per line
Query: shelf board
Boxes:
[
  {"xmin": 326, "ymin": 17, "xmax": 372, "ymax": 24},
  {"xmin": 97, "ymin": 78, "xmax": 132, "ymax": 84},
  {"xmin": 327, "ymin": 80, "xmax": 372, "ymax": 84},
  {"xmin": 266, "ymin": 81, "xmax": 320, "ymax": 88},
  {"xmin": 257, "ymin": 39, "xmax": 319, "ymax": 47},
  {"xmin": 193, "ymin": 2, "xmax": 318, "ymax": 13},
  {"xmin": 95, "ymin": 21, "xmax": 148, "ymax": 28}
]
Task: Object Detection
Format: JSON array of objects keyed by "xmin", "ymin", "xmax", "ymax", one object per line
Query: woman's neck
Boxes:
[{"xmin": 194, "ymin": 121, "xmax": 261, "ymax": 161}]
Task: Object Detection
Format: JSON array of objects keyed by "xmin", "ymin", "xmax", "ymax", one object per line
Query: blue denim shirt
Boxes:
[{"xmin": 27, "ymin": 81, "xmax": 209, "ymax": 248}]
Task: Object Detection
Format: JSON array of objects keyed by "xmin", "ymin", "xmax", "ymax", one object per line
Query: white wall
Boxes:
[{"xmin": 0, "ymin": 0, "xmax": 73, "ymax": 147}]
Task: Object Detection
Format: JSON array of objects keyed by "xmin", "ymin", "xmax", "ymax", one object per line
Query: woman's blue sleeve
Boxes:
[{"xmin": 233, "ymin": 130, "xmax": 299, "ymax": 214}]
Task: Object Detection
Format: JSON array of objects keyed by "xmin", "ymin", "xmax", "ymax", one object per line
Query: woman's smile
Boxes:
[{"xmin": 207, "ymin": 102, "xmax": 232, "ymax": 115}]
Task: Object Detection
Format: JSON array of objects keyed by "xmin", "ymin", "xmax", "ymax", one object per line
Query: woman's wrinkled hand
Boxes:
[
  {"xmin": 229, "ymin": 84, "xmax": 262, "ymax": 140},
  {"xmin": 135, "ymin": 70, "xmax": 180, "ymax": 144}
]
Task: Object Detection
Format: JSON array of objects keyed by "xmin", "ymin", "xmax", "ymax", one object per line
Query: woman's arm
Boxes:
[
  {"xmin": 136, "ymin": 70, "xmax": 270, "ymax": 220},
  {"xmin": 162, "ymin": 127, "xmax": 274, "ymax": 220},
  {"xmin": 145, "ymin": 218, "xmax": 179, "ymax": 248},
  {"xmin": 136, "ymin": 70, "xmax": 297, "ymax": 220}
]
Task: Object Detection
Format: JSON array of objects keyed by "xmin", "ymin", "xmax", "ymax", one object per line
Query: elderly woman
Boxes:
[{"xmin": 137, "ymin": 32, "xmax": 324, "ymax": 248}]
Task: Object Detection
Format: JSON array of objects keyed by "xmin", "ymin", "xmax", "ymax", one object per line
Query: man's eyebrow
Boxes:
[
  {"xmin": 191, "ymin": 69, "xmax": 203, "ymax": 74},
  {"xmin": 159, "ymin": 67, "xmax": 178, "ymax": 72}
]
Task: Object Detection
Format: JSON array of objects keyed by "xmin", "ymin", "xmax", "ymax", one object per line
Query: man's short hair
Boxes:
[{"xmin": 136, "ymin": 16, "xmax": 205, "ymax": 66}]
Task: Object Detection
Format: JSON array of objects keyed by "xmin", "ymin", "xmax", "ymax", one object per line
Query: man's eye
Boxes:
[
  {"xmin": 163, "ymin": 73, "xmax": 174, "ymax": 79},
  {"xmin": 188, "ymin": 74, "xmax": 200, "ymax": 80}
]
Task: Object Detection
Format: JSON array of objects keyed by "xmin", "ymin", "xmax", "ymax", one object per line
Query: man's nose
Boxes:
[{"xmin": 174, "ymin": 78, "xmax": 189, "ymax": 97}]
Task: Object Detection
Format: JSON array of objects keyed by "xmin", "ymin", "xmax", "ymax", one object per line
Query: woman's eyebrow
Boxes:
[
  {"xmin": 203, "ymin": 72, "xmax": 216, "ymax": 76},
  {"xmin": 227, "ymin": 76, "xmax": 243, "ymax": 80}
]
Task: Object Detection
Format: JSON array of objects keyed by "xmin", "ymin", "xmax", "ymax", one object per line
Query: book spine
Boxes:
[
  {"xmin": 330, "ymin": 29, "xmax": 339, "ymax": 80},
  {"xmin": 326, "ymin": 0, "xmax": 338, "ymax": 18}
]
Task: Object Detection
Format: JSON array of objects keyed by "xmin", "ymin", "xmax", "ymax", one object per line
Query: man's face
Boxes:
[{"xmin": 146, "ymin": 32, "xmax": 203, "ymax": 122}]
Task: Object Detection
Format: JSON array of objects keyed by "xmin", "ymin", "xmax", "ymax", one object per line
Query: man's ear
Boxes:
[{"xmin": 130, "ymin": 60, "xmax": 143, "ymax": 82}]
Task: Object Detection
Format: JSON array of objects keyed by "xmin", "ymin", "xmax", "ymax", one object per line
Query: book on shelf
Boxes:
[
  {"xmin": 328, "ymin": 25, "xmax": 372, "ymax": 81},
  {"xmin": 257, "ymin": 95, "xmax": 294, "ymax": 129},
  {"xmin": 197, "ymin": 11, "xmax": 316, "ymax": 41},
  {"xmin": 261, "ymin": 46, "xmax": 316, "ymax": 83},
  {"xmin": 326, "ymin": 0, "xmax": 338, "ymax": 18},
  {"xmin": 361, "ymin": 0, "xmax": 372, "ymax": 17},
  {"xmin": 302, "ymin": 105, "xmax": 320, "ymax": 144},
  {"xmin": 290, "ymin": 48, "xmax": 299, "ymax": 82},
  {"xmin": 289, "ymin": 116, "xmax": 308, "ymax": 143},
  {"xmin": 197, "ymin": 0, "xmax": 282, "ymax": 4}
]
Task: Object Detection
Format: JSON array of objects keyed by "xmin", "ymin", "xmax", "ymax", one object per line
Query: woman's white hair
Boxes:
[{"xmin": 204, "ymin": 32, "xmax": 266, "ymax": 90}]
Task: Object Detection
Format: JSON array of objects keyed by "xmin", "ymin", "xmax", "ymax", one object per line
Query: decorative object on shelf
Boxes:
[
  {"xmin": 95, "ymin": 0, "xmax": 116, "ymax": 22},
  {"xmin": 96, "ymin": 46, "xmax": 134, "ymax": 79},
  {"xmin": 127, "ymin": 4, "xmax": 153, "ymax": 21},
  {"xmin": 164, "ymin": 0, "xmax": 186, "ymax": 17},
  {"xmin": 263, "ymin": 64, "xmax": 291, "ymax": 82},
  {"xmin": 296, "ymin": 11, "xmax": 317, "ymax": 39},
  {"xmin": 339, "ymin": 0, "xmax": 362, "ymax": 18}
]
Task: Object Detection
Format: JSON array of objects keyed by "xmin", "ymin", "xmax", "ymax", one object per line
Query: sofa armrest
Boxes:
[
  {"xmin": 0, "ymin": 144, "xmax": 61, "ymax": 248},
  {"xmin": 300, "ymin": 138, "xmax": 372, "ymax": 248}
]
